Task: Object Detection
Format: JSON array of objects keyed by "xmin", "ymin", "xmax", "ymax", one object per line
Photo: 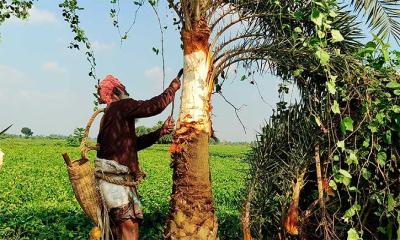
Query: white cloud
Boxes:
[
  {"xmin": 144, "ymin": 66, "xmax": 164, "ymax": 81},
  {"xmin": 41, "ymin": 61, "xmax": 65, "ymax": 74},
  {"xmin": 0, "ymin": 64, "xmax": 24, "ymax": 81},
  {"xmin": 9, "ymin": 7, "xmax": 57, "ymax": 25},
  {"xmin": 0, "ymin": 64, "xmax": 29, "ymax": 87},
  {"xmin": 29, "ymin": 7, "xmax": 57, "ymax": 24},
  {"xmin": 92, "ymin": 41, "xmax": 114, "ymax": 52}
]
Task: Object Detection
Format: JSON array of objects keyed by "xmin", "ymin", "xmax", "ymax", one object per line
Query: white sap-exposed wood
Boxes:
[{"xmin": 179, "ymin": 50, "xmax": 210, "ymax": 132}]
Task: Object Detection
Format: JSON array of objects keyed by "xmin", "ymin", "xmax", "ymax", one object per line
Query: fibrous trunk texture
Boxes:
[{"xmin": 164, "ymin": 19, "xmax": 218, "ymax": 240}]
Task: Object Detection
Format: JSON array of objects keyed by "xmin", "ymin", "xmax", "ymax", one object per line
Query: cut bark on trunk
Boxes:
[
  {"xmin": 242, "ymin": 183, "xmax": 254, "ymax": 240},
  {"xmin": 283, "ymin": 172, "xmax": 305, "ymax": 236},
  {"xmin": 164, "ymin": 19, "xmax": 218, "ymax": 240}
]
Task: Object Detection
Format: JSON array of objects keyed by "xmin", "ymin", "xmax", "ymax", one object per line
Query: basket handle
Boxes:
[{"xmin": 80, "ymin": 108, "xmax": 105, "ymax": 159}]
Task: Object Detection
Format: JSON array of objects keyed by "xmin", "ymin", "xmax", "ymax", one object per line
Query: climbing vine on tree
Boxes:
[{"xmin": 242, "ymin": 0, "xmax": 400, "ymax": 239}]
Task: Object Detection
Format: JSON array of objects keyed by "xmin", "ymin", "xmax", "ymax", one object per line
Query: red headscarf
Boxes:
[{"xmin": 98, "ymin": 75, "xmax": 123, "ymax": 105}]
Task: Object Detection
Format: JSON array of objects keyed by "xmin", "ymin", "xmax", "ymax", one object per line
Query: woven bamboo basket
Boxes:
[{"xmin": 62, "ymin": 108, "xmax": 104, "ymax": 227}]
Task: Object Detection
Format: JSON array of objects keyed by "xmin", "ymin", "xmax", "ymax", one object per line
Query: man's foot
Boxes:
[{"xmin": 120, "ymin": 219, "xmax": 139, "ymax": 240}]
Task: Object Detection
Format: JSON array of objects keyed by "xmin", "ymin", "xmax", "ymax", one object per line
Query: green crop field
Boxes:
[{"xmin": 0, "ymin": 138, "xmax": 249, "ymax": 240}]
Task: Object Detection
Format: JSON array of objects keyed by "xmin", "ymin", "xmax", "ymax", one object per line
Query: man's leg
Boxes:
[{"xmin": 120, "ymin": 219, "xmax": 139, "ymax": 240}]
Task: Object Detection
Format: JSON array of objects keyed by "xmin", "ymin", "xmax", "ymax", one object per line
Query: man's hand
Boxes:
[
  {"xmin": 160, "ymin": 116, "xmax": 175, "ymax": 136},
  {"xmin": 169, "ymin": 69, "xmax": 183, "ymax": 90}
]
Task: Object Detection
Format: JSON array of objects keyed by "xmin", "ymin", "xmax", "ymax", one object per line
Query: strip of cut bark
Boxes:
[{"xmin": 283, "ymin": 172, "xmax": 305, "ymax": 236}]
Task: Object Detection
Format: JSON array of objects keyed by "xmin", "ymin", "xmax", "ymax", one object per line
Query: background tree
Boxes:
[
  {"xmin": 136, "ymin": 122, "xmax": 173, "ymax": 144},
  {"xmin": 21, "ymin": 127, "xmax": 33, "ymax": 138},
  {"xmin": 66, "ymin": 127, "xmax": 85, "ymax": 147}
]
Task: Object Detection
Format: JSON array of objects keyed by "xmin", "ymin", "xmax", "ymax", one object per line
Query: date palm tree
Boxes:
[{"xmin": 349, "ymin": 0, "xmax": 400, "ymax": 43}]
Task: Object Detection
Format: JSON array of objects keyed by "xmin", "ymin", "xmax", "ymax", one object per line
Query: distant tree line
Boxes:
[
  {"xmin": 136, "ymin": 121, "xmax": 172, "ymax": 144},
  {"xmin": 0, "ymin": 124, "xmax": 224, "ymax": 145}
]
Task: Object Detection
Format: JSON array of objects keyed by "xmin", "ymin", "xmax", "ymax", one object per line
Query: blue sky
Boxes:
[{"xmin": 1, "ymin": 1, "xmax": 394, "ymax": 142}]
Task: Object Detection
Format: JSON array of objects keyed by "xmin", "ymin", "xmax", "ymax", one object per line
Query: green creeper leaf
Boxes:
[
  {"xmin": 394, "ymin": 90, "xmax": 400, "ymax": 96},
  {"xmin": 382, "ymin": 48, "xmax": 390, "ymax": 63},
  {"xmin": 329, "ymin": 180, "xmax": 337, "ymax": 190},
  {"xmin": 316, "ymin": 48, "xmax": 330, "ymax": 65},
  {"xmin": 343, "ymin": 176, "xmax": 351, "ymax": 186},
  {"xmin": 387, "ymin": 193, "xmax": 395, "ymax": 212},
  {"xmin": 294, "ymin": 10, "xmax": 304, "ymax": 20},
  {"xmin": 362, "ymin": 168, "xmax": 371, "ymax": 180},
  {"xmin": 392, "ymin": 105, "xmax": 400, "ymax": 113},
  {"xmin": 349, "ymin": 186, "xmax": 361, "ymax": 193},
  {"xmin": 344, "ymin": 203, "xmax": 361, "ymax": 220},
  {"xmin": 293, "ymin": 68, "xmax": 304, "ymax": 76},
  {"xmin": 294, "ymin": 27, "xmax": 302, "ymax": 33},
  {"xmin": 384, "ymin": 130, "xmax": 392, "ymax": 144},
  {"xmin": 337, "ymin": 140, "xmax": 345, "ymax": 151},
  {"xmin": 241, "ymin": 75, "xmax": 247, "ymax": 81},
  {"xmin": 363, "ymin": 137, "xmax": 370, "ymax": 147},
  {"xmin": 326, "ymin": 80, "xmax": 336, "ymax": 94},
  {"xmin": 329, "ymin": 10, "xmax": 338, "ymax": 17},
  {"xmin": 376, "ymin": 111, "xmax": 385, "ymax": 124},
  {"xmin": 332, "ymin": 100, "xmax": 340, "ymax": 114},
  {"xmin": 368, "ymin": 122, "xmax": 378, "ymax": 133},
  {"xmin": 339, "ymin": 169, "xmax": 352, "ymax": 179},
  {"xmin": 377, "ymin": 151, "xmax": 386, "ymax": 165},
  {"xmin": 311, "ymin": 8, "xmax": 323, "ymax": 26},
  {"xmin": 358, "ymin": 41, "xmax": 377, "ymax": 57},
  {"xmin": 366, "ymin": 41, "xmax": 377, "ymax": 50},
  {"xmin": 152, "ymin": 47, "xmax": 159, "ymax": 55},
  {"xmin": 378, "ymin": 227, "xmax": 386, "ymax": 234},
  {"xmin": 331, "ymin": 29, "xmax": 344, "ymax": 43},
  {"xmin": 317, "ymin": 30, "xmax": 325, "ymax": 38},
  {"xmin": 347, "ymin": 228, "xmax": 361, "ymax": 240},
  {"xmin": 386, "ymin": 81, "xmax": 400, "ymax": 89},
  {"xmin": 341, "ymin": 117, "xmax": 354, "ymax": 133},
  {"xmin": 346, "ymin": 151, "xmax": 358, "ymax": 166}
]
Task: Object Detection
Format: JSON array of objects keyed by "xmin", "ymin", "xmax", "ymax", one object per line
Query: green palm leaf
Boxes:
[
  {"xmin": 349, "ymin": 0, "xmax": 400, "ymax": 44},
  {"xmin": 0, "ymin": 125, "xmax": 12, "ymax": 136}
]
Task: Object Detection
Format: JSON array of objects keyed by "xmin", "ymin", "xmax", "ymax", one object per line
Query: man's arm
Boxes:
[
  {"xmin": 123, "ymin": 77, "xmax": 181, "ymax": 119},
  {"xmin": 136, "ymin": 117, "xmax": 175, "ymax": 151},
  {"xmin": 136, "ymin": 128, "xmax": 162, "ymax": 151}
]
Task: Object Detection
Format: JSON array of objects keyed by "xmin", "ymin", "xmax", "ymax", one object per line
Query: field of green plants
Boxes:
[{"xmin": 0, "ymin": 138, "xmax": 249, "ymax": 239}]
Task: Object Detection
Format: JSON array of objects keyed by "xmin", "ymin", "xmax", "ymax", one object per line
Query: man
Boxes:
[{"xmin": 95, "ymin": 71, "xmax": 182, "ymax": 240}]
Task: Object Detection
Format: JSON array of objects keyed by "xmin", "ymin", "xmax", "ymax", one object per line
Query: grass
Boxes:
[{"xmin": 0, "ymin": 138, "xmax": 249, "ymax": 239}]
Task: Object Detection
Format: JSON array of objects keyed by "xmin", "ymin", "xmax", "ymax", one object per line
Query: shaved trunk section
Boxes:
[{"xmin": 164, "ymin": 19, "xmax": 218, "ymax": 240}]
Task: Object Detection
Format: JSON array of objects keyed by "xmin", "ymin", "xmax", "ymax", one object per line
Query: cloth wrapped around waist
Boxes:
[{"xmin": 94, "ymin": 158, "xmax": 136, "ymax": 210}]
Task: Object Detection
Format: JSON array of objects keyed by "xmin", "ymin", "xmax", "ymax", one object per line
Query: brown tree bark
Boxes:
[{"xmin": 164, "ymin": 19, "xmax": 218, "ymax": 240}]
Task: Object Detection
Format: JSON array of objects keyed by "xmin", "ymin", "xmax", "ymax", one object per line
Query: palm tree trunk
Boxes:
[{"xmin": 164, "ymin": 19, "xmax": 218, "ymax": 240}]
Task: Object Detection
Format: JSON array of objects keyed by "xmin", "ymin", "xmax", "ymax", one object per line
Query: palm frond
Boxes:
[
  {"xmin": 0, "ymin": 124, "xmax": 12, "ymax": 135},
  {"xmin": 349, "ymin": 0, "xmax": 400, "ymax": 44}
]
